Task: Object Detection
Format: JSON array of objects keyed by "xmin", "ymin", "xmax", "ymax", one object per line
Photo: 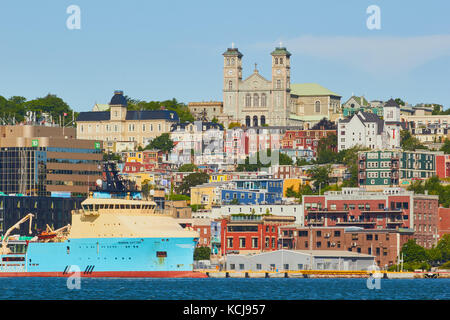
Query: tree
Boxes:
[
  {"xmin": 285, "ymin": 186, "xmax": 298, "ymax": 198},
  {"xmin": 178, "ymin": 163, "xmax": 198, "ymax": 172},
  {"xmin": 230, "ymin": 198, "xmax": 239, "ymax": 205},
  {"xmin": 176, "ymin": 172, "xmax": 209, "ymax": 196},
  {"xmin": 401, "ymin": 239, "xmax": 427, "ymax": 263},
  {"xmin": 228, "ymin": 122, "xmax": 241, "ymax": 129},
  {"xmin": 316, "ymin": 134, "xmax": 338, "ymax": 164},
  {"xmin": 279, "ymin": 153, "xmax": 293, "ymax": 165},
  {"xmin": 308, "ymin": 165, "xmax": 332, "ymax": 191},
  {"xmin": 145, "ymin": 133, "xmax": 174, "ymax": 152},
  {"xmin": 194, "ymin": 246, "xmax": 211, "ymax": 260},
  {"xmin": 394, "ymin": 98, "xmax": 405, "ymax": 106},
  {"xmin": 436, "ymin": 234, "xmax": 450, "ymax": 262},
  {"xmin": 440, "ymin": 139, "xmax": 450, "ymax": 154},
  {"xmin": 400, "ymin": 130, "xmax": 427, "ymax": 151},
  {"xmin": 296, "ymin": 158, "xmax": 311, "ymax": 166}
]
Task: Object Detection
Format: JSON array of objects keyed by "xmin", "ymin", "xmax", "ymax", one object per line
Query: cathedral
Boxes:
[{"xmin": 220, "ymin": 45, "xmax": 295, "ymax": 127}]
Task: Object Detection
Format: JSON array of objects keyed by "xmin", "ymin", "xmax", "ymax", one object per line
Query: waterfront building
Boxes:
[
  {"xmin": 220, "ymin": 214, "xmax": 295, "ymax": 255},
  {"xmin": 177, "ymin": 218, "xmax": 211, "ymax": 247},
  {"xmin": 438, "ymin": 207, "xmax": 450, "ymax": 242},
  {"xmin": 357, "ymin": 150, "xmax": 441, "ymax": 190},
  {"xmin": 76, "ymin": 90, "xmax": 179, "ymax": 150},
  {"xmin": 302, "ymin": 187, "xmax": 439, "ymax": 249},
  {"xmin": 210, "ymin": 204, "xmax": 304, "ymax": 225},
  {"xmin": 225, "ymin": 249, "xmax": 375, "ymax": 271},
  {"xmin": 0, "ymin": 125, "xmax": 102, "ymax": 197},
  {"xmin": 278, "ymin": 226, "xmax": 412, "ymax": 269}
]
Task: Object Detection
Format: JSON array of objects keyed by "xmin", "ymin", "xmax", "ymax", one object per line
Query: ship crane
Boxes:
[{"xmin": 0, "ymin": 213, "xmax": 34, "ymax": 255}]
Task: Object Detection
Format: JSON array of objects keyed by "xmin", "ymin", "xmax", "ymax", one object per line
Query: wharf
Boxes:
[{"xmin": 200, "ymin": 270, "xmax": 450, "ymax": 279}]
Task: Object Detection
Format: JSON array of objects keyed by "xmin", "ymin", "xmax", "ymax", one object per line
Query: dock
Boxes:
[{"xmin": 201, "ymin": 270, "xmax": 450, "ymax": 279}]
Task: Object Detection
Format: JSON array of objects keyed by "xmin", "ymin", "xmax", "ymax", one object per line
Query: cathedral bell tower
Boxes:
[
  {"xmin": 223, "ymin": 44, "xmax": 243, "ymax": 124},
  {"xmin": 271, "ymin": 45, "xmax": 291, "ymax": 126}
]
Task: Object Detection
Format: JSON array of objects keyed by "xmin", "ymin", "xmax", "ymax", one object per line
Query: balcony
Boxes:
[
  {"xmin": 336, "ymin": 220, "xmax": 376, "ymax": 225},
  {"xmin": 306, "ymin": 219, "xmax": 324, "ymax": 225}
]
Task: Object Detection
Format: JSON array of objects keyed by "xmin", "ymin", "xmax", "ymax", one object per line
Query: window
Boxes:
[
  {"xmin": 334, "ymin": 231, "xmax": 341, "ymax": 237},
  {"xmin": 261, "ymin": 94, "xmax": 267, "ymax": 107},
  {"xmin": 239, "ymin": 238, "xmax": 246, "ymax": 248},
  {"xmin": 315, "ymin": 101, "xmax": 321, "ymax": 113},
  {"xmin": 156, "ymin": 251, "xmax": 167, "ymax": 258},
  {"xmin": 256, "ymin": 264, "xmax": 262, "ymax": 270},
  {"xmin": 253, "ymin": 94, "xmax": 259, "ymax": 107},
  {"xmin": 252, "ymin": 238, "xmax": 258, "ymax": 248},
  {"xmin": 245, "ymin": 94, "xmax": 251, "ymax": 107},
  {"xmin": 227, "ymin": 238, "xmax": 233, "ymax": 248},
  {"xmin": 230, "ymin": 264, "xmax": 235, "ymax": 270},
  {"xmin": 239, "ymin": 264, "xmax": 244, "ymax": 270},
  {"xmin": 276, "ymin": 80, "xmax": 281, "ymax": 89},
  {"xmin": 228, "ymin": 80, "xmax": 233, "ymax": 90}
]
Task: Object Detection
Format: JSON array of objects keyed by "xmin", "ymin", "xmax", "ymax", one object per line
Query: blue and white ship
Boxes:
[{"xmin": 0, "ymin": 196, "xmax": 205, "ymax": 278}]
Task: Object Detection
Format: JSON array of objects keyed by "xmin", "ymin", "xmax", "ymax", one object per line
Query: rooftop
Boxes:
[{"xmin": 290, "ymin": 83, "xmax": 341, "ymax": 97}]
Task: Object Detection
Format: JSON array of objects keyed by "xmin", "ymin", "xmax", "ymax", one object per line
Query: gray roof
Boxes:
[
  {"xmin": 77, "ymin": 110, "xmax": 179, "ymax": 122},
  {"xmin": 340, "ymin": 111, "xmax": 384, "ymax": 134}
]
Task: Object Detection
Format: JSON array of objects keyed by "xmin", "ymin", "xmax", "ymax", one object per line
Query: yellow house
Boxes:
[
  {"xmin": 123, "ymin": 151, "xmax": 144, "ymax": 163},
  {"xmin": 190, "ymin": 182, "xmax": 224, "ymax": 209},
  {"xmin": 209, "ymin": 174, "xmax": 228, "ymax": 183}
]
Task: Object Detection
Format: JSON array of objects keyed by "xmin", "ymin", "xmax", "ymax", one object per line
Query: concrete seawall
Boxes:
[{"xmin": 202, "ymin": 270, "xmax": 450, "ymax": 279}]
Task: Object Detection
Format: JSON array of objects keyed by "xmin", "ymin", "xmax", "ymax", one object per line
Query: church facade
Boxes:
[
  {"xmin": 219, "ymin": 45, "xmax": 341, "ymax": 128},
  {"xmin": 220, "ymin": 46, "xmax": 294, "ymax": 127}
]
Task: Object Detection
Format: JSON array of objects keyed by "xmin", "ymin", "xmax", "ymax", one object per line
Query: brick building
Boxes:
[
  {"xmin": 220, "ymin": 214, "xmax": 295, "ymax": 255},
  {"xmin": 279, "ymin": 225, "xmax": 414, "ymax": 269},
  {"xmin": 413, "ymin": 194, "xmax": 440, "ymax": 248},
  {"xmin": 302, "ymin": 187, "xmax": 438, "ymax": 248},
  {"xmin": 438, "ymin": 207, "xmax": 450, "ymax": 242},
  {"xmin": 280, "ymin": 129, "xmax": 337, "ymax": 157}
]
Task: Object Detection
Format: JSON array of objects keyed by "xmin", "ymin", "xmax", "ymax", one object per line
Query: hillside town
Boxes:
[{"xmin": 1, "ymin": 45, "xmax": 450, "ymax": 274}]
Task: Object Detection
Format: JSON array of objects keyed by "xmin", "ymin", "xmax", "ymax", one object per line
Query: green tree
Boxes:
[
  {"xmin": 440, "ymin": 139, "xmax": 450, "ymax": 154},
  {"xmin": 316, "ymin": 133, "xmax": 338, "ymax": 164},
  {"xmin": 308, "ymin": 165, "xmax": 332, "ymax": 191},
  {"xmin": 228, "ymin": 122, "xmax": 241, "ymax": 129},
  {"xmin": 436, "ymin": 234, "xmax": 450, "ymax": 262},
  {"xmin": 400, "ymin": 130, "xmax": 427, "ymax": 151},
  {"xmin": 145, "ymin": 133, "xmax": 174, "ymax": 152},
  {"xmin": 193, "ymin": 246, "xmax": 211, "ymax": 260},
  {"xmin": 285, "ymin": 186, "xmax": 298, "ymax": 198},
  {"xmin": 394, "ymin": 98, "xmax": 405, "ymax": 106},
  {"xmin": 230, "ymin": 198, "xmax": 239, "ymax": 205},
  {"xmin": 401, "ymin": 239, "xmax": 427, "ymax": 263},
  {"xmin": 178, "ymin": 163, "xmax": 198, "ymax": 172},
  {"xmin": 426, "ymin": 247, "xmax": 443, "ymax": 266},
  {"xmin": 176, "ymin": 172, "xmax": 209, "ymax": 196},
  {"xmin": 279, "ymin": 153, "xmax": 293, "ymax": 165}
]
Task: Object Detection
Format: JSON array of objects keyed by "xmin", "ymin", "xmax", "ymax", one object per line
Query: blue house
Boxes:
[{"xmin": 221, "ymin": 179, "xmax": 283, "ymax": 205}]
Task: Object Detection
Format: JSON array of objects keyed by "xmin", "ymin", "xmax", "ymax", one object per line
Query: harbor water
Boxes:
[{"xmin": 0, "ymin": 278, "xmax": 448, "ymax": 300}]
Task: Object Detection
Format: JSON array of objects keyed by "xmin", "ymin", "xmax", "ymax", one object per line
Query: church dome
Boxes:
[{"xmin": 110, "ymin": 90, "xmax": 127, "ymax": 106}]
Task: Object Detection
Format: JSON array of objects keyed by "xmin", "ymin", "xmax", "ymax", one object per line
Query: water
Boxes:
[{"xmin": 0, "ymin": 278, "xmax": 448, "ymax": 300}]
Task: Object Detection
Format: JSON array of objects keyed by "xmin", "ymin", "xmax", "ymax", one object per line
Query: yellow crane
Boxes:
[{"xmin": 1, "ymin": 213, "xmax": 34, "ymax": 255}]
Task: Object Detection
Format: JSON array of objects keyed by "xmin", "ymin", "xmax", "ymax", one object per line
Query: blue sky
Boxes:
[{"xmin": 1, "ymin": 0, "xmax": 450, "ymax": 112}]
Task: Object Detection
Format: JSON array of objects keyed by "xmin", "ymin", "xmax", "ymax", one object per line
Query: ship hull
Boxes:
[
  {"xmin": 0, "ymin": 236, "xmax": 205, "ymax": 278},
  {"xmin": 0, "ymin": 271, "xmax": 207, "ymax": 278}
]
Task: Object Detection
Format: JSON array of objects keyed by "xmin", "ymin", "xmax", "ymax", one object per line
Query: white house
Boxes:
[{"xmin": 338, "ymin": 99, "xmax": 402, "ymax": 152}]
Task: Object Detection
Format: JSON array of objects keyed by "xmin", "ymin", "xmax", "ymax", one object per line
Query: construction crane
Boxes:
[{"xmin": 0, "ymin": 213, "xmax": 34, "ymax": 255}]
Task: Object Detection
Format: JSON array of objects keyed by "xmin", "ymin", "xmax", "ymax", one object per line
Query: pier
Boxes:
[{"xmin": 201, "ymin": 270, "xmax": 450, "ymax": 279}]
